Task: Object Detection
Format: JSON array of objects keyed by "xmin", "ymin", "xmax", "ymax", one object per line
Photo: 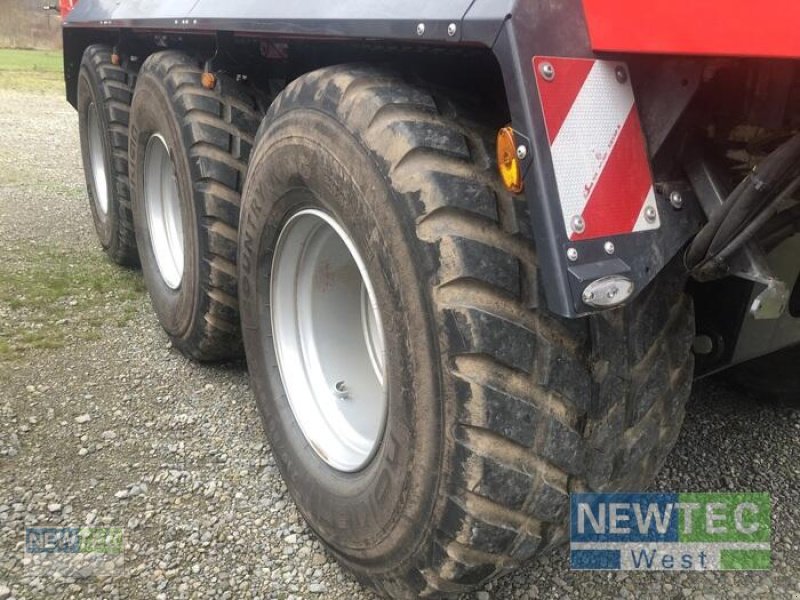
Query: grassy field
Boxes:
[
  {"xmin": 0, "ymin": 48, "xmax": 63, "ymax": 93},
  {"xmin": 0, "ymin": 47, "xmax": 148, "ymax": 363},
  {"xmin": 0, "ymin": 247, "xmax": 146, "ymax": 362}
]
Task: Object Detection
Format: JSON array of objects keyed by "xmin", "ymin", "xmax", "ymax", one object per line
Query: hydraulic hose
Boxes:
[{"xmin": 687, "ymin": 131, "xmax": 800, "ymax": 277}]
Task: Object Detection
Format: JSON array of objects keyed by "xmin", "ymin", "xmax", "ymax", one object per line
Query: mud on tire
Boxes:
[
  {"xmin": 238, "ymin": 65, "xmax": 696, "ymax": 598},
  {"xmin": 129, "ymin": 51, "xmax": 261, "ymax": 361},
  {"xmin": 77, "ymin": 44, "xmax": 138, "ymax": 266}
]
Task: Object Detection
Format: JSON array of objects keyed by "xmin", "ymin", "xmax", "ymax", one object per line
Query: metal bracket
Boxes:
[
  {"xmin": 733, "ymin": 247, "xmax": 789, "ymax": 320},
  {"xmin": 685, "ymin": 153, "xmax": 788, "ymax": 319}
]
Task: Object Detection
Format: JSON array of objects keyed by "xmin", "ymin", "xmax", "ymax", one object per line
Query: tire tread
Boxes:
[{"xmin": 82, "ymin": 45, "xmax": 138, "ymax": 265}]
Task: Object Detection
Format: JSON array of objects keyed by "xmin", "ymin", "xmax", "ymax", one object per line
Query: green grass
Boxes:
[
  {"xmin": 0, "ymin": 48, "xmax": 63, "ymax": 72},
  {"xmin": 0, "ymin": 247, "xmax": 147, "ymax": 362},
  {"xmin": 0, "ymin": 48, "xmax": 63, "ymax": 93}
]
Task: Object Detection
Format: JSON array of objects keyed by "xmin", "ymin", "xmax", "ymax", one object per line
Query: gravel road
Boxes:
[{"xmin": 0, "ymin": 86, "xmax": 798, "ymax": 600}]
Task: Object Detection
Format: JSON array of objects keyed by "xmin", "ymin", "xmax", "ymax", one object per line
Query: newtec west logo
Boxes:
[
  {"xmin": 25, "ymin": 527, "xmax": 123, "ymax": 554},
  {"xmin": 570, "ymin": 493, "xmax": 771, "ymax": 571}
]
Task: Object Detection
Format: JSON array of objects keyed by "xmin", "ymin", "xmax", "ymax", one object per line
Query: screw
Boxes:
[
  {"xmin": 447, "ymin": 23, "xmax": 457, "ymax": 37},
  {"xmin": 571, "ymin": 215, "xmax": 586, "ymax": 234},
  {"xmin": 582, "ymin": 289, "xmax": 595, "ymax": 303},
  {"xmin": 669, "ymin": 190, "xmax": 684, "ymax": 209},
  {"xmin": 416, "ymin": 23, "xmax": 426, "ymax": 36},
  {"xmin": 604, "ymin": 241, "xmax": 615, "ymax": 255},
  {"xmin": 539, "ymin": 61, "xmax": 555, "ymax": 81},
  {"xmin": 516, "ymin": 145, "xmax": 528, "ymax": 160},
  {"xmin": 615, "ymin": 66, "xmax": 628, "ymax": 84},
  {"xmin": 644, "ymin": 206, "xmax": 657, "ymax": 223},
  {"xmin": 567, "ymin": 247, "xmax": 579, "ymax": 262}
]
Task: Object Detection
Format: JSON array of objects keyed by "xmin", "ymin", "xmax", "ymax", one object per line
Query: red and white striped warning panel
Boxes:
[{"xmin": 533, "ymin": 57, "xmax": 659, "ymax": 242}]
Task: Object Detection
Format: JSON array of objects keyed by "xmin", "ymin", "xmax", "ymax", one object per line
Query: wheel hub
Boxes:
[
  {"xmin": 270, "ymin": 209, "xmax": 387, "ymax": 472},
  {"xmin": 86, "ymin": 102, "xmax": 109, "ymax": 217},
  {"xmin": 143, "ymin": 134, "xmax": 185, "ymax": 290}
]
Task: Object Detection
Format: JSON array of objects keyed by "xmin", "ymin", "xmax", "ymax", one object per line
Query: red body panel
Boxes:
[
  {"xmin": 60, "ymin": 0, "xmax": 76, "ymax": 19},
  {"xmin": 582, "ymin": 0, "xmax": 800, "ymax": 59}
]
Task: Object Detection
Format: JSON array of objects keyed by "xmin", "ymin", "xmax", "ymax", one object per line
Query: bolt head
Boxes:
[
  {"xmin": 516, "ymin": 145, "xmax": 528, "ymax": 160},
  {"xmin": 447, "ymin": 23, "xmax": 457, "ymax": 37},
  {"xmin": 567, "ymin": 248, "xmax": 579, "ymax": 262},
  {"xmin": 644, "ymin": 206, "xmax": 657, "ymax": 223},
  {"xmin": 570, "ymin": 215, "xmax": 586, "ymax": 234},
  {"xmin": 582, "ymin": 289, "xmax": 595, "ymax": 303},
  {"xmin": 669, "ymin": 190, "xmax": 684, "ymax": 209},
  {"xmin": 539, "ymin": 61, "xmax": 555, "ymax": 81},
  {"xmin": 416, "ymin": 23, "xmax": 425, "ymax": 36},
  {"xmin": 604, "ymin": 241, "xmax": 615, "ymax": 255},
  {"xmin": 615, "ymin": 65, "xmax": 628, "ymax": 84}
]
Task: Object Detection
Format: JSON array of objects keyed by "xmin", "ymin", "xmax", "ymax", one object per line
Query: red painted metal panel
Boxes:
[
  {"xmin": 582, "ymin": 0, "xmax": 800, "ymax": 59},
  {"xmin": 60, "ymin": 0, "xmax": 77, "ymax": 19}
]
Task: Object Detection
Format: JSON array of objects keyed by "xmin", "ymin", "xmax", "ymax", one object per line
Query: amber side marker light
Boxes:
[
  {"xmin": 201, "ymin": 71, "xmax": 217, "ymax": 90},
  {"xmin": 496, "ymin": 126, "xmax": 524, "ymax": 193}
]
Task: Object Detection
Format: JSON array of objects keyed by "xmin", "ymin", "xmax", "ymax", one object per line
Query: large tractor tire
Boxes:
[
  {"xmin": 129, "ymin": 51, "xmax": 261, "ymax": 361},
  {"xmin": 77, "ymin": 44, "xmax": 138, "ymax": 266},
  {"xmin": 238, "ymin": 65, "xmax": 695, "ymax": 598}
]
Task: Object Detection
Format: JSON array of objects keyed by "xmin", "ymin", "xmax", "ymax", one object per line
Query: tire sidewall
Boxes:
[
  {"xmin": 77, "ymin": 63, "xmax": 116, "ymax": 250},
  {"xmin": 129, "ymin": 71, "xmax": 200, "ymax": 341},
  {"xmin": 239, "ymin": 110, "xmax": 443, "ymax": 567}
]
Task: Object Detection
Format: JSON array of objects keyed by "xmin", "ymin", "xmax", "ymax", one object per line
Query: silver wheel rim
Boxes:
[
  {"xmin": 271, "ymin": 209, "xmax": 387, "ymax": 472},
  {"xmin": 143, "ymin": 134, "xmax": 184, "ymax": 290},
  {"xmin": 87, "ymin": 103, "xmax": 109, "ymax": 217}
]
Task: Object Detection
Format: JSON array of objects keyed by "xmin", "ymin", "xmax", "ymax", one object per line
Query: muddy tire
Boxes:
[
  {"xmin": 238, "ymin": 65, "xmax": 695, "ymax": 598},
  {"xmin": 129, "ymin": 51, "xmax": 261, "ymax": 361},
  {"xmin": 77, "ymin": 44, "xmax": 138, "ymax": 266}
]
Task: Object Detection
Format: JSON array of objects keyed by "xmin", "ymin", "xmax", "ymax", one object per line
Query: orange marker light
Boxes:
[
  {"xmin": 201, "ymin": 71, "xmax": 217, "ymax": 90},
  {"xmin": 496, "ymin": 126, "xmax": 524, "ymax": 193}
]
